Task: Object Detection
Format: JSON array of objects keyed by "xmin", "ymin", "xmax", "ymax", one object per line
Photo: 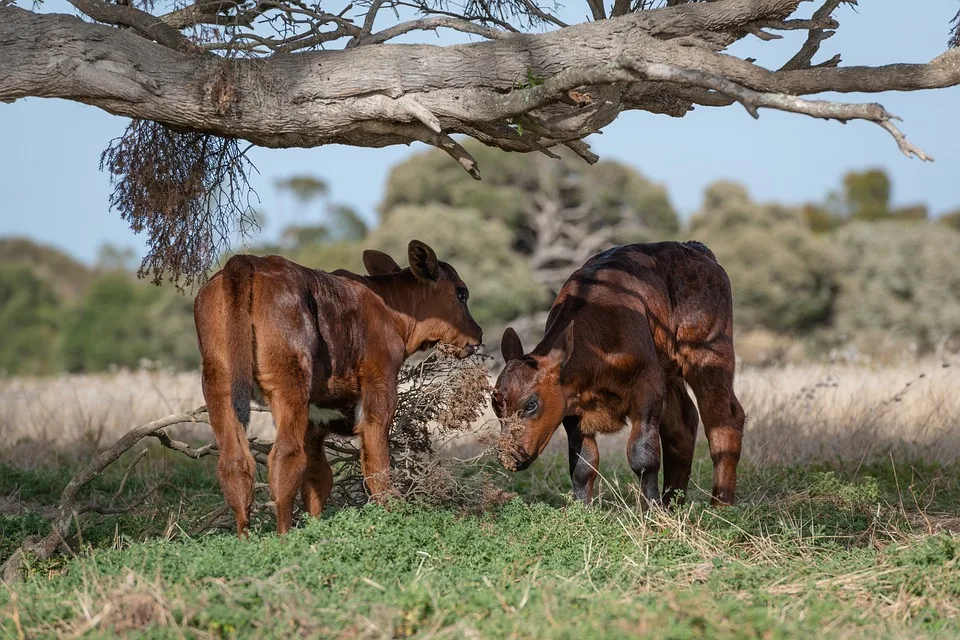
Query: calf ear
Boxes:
[
  {"xmin": 500, "ymin": 327, "xmax": 524, "ymax": 362},
  {"xmin": 363, "ymin": 250, "xmax": 402, "ymax": 276},
  {"xmin": 408, "ymin": 240, "xmax": 440, "ymax": 282}
]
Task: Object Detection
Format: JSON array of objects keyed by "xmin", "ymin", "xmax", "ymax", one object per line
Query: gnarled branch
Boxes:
[{"xmin": 2, "ymin": 0, "xmax": 958, "ymax": 280}]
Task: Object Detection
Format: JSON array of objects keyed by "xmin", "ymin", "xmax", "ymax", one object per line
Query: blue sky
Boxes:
[{"xmin": 2, "ymin": 1, "xmax": 959, "ymax": 264}]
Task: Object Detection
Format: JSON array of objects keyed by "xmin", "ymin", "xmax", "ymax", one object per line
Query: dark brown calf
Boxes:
[
  {"xmin": 194, "ymin": 240, "xmax": 482, "ymax": 535},
  {"xmin": 492, "ymin": 241, "xmax": 744, "ymax": 507}
]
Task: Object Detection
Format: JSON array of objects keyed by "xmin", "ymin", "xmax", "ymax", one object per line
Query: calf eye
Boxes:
[
  {"xmin": 523, "ymin": 398, "xmax": 539, "ymax": 415},
  {"xmin": 457, "ymin": 287, "xmax": 468, "ymax": 303}
]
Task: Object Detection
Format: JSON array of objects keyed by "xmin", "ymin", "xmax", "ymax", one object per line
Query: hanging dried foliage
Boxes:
[{"xmin": 100, "ymin": 120, "xmax": 258, "ymax": 289}]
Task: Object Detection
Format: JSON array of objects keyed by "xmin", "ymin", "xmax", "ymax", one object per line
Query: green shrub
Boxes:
[
  {"xmin": 691, "ymin": 182, "xmax": 838, "ymax": 333},
  {"xmin": 0, "ymin": 264, "xmax": 62, "ymax": 375},
  {"xmin": 830, "ymin": 222, "xmax": 960, "ymax": 350},
  {"xmin": 368, "ymin": 205, "xmax": 548, "ymax": 327}
]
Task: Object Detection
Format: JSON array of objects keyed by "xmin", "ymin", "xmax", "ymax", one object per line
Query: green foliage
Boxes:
[
  {"xmin": 802, "ymin": 203, "xmax": 843, "ymax": 234},
  {"xmin": 59, "ymin": 273, "xmax": 199, "ymax": 372},
  {"xmin": 939, "ymin": 208, "xmax": 960, "ymax": 232},
  {"xmin": 286, "ymin": 240, "xmax": 365, "ymax": 274},
  {"xmin": 843, "ymin": 168, "xmax": 892, "ymax": 221},
  {"xmin": 890, "ymin": 204, "xmax": 928, "ymax": 222},
  {"xmin": 280, "ymin": 224, "xmax": 331, "ymax": 248},
  {"xmin": 326, "ymin": 203, "xmax": 368, "ymax": 242},
  {"xmin": 0, "ymin": 237, "xmax": 93, "ymax": 302},
  {"xmin": 4, "ymin": 451, "xmax": 960, "ymax": 638},
  {"xmin": 0, "ymin": 265, "xmax": 62, "ymax": 375},
  {"xmin": 379, "ymin": 140, "xmax": 679, "ymax": 244},
  {"xmin": 830, "ymin": 222, "xmax": 960, "ymax": 348},
  {"xmin": 585, "ymin": 160, "xmax": 679, "ymax": 236},
  {"xmin": 367, "ymin": 205, "xmax": 548, "ymax": 326},
  {"xmin": 691, "ymin": 182, "xmax": 838, "ymax": 333},
  {"xmin": 380, "ymin": 143, "xmax": 533, "ymax": 229},
  {"xmin": 274, "ymin": 175, "xmax": 328, "ymax": 204}
]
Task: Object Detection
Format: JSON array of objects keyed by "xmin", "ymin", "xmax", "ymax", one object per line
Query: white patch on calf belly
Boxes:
[{"xmin": 309, "ymin": 405, "xmax": 346, "ymax": 425}]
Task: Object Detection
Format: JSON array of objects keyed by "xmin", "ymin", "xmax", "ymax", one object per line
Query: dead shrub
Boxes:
[
  {"xmin": 479, "ymin": 414, "xmax": 525, "ymax": 472},
  {"xmin": 328, "ymin": 344, "xmax": 493, "ymax": 508}
]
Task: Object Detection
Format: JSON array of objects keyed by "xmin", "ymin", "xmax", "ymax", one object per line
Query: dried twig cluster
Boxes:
[
  {"xmin": 99, "ymin": 120, "xmax": 259, "ymax": 289},
  {"xmin": 329, "ymin": 344, "xmax": 493, "ymax": 507},
  {"xmin": 479, "ymin": 414, "xmax": 525, "ymax": 472}
]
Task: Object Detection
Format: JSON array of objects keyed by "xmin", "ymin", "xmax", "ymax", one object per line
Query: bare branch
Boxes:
[
  {"xmin": 516, "ymin": 0, "xmax": 567, "ymax": 28},
  {"xmin": 160, "ymin": 0, "xmax": 246, "ymax": 29},
  {"xmin": 67, "ymin": 0, "xmax": 202, "ymax": 53},
  {"xmin": 589, "ymin": 0, "xmax": 608, "ymax": 21},
  {"xmin": 619, "ymin": 57, "xmax": 934, "ymax": 161},
  {"xmin": 364, "ymin": 16, "xmax": 512, "ymax": 44},
  {"xmin": 779, "ymin": 0, "xmax": 851, "ymax": 71}
]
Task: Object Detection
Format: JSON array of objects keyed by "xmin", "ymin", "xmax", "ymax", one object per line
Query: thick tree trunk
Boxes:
[{"xmin": 3, "ymin": 3, "xmax": 958, "ymax": 155}]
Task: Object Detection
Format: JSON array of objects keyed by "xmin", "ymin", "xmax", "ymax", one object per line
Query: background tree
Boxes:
[
  {"xmin": 276, "ymin": 176, "xmax": 369, "ymax": 250},
  {"xmin": 60, "ymin": 273, "xmax": 200, "ymax": 372},
  {"xmin": 382, "ymin": 141, "xmax": 678, "ymax": 294},
  {"xmin": 843, "ymin": 169, "xmax": 892, "ymax": 221},
  {"xmin": 2, "ymin": 1, "xmax": 959, "ymax": 284},
  {"xmin": 368, "ymin": 205, "xmax": 547, "ymax": 327},
  {"xmin": 941, "ymin": 209, "xmax": 960, "ymax": 233},
  {"xmin": 0, "ymin": 265, "xmax": 63, "ymax": 376},
  {"xmin": 691, "ymin": 182, "xmax": 838, "ymax": 333},
  {"xmin": 830, "ymin": 222, "xmax": 960, "ymax": 351}
]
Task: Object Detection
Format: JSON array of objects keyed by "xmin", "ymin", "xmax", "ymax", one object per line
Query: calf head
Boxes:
[
  {"xmin": 363, "ymin": 240, "xmax": 482, "ymax": 358},
  {"xmin": 491, "ymin": 325, "xmax": 574, "ymax": 471}
]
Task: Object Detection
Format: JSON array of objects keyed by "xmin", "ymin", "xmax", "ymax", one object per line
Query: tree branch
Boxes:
[
  {"xmin": 364, "ymin": 16, "xmax": 512, "ymax": 44},
  {"xmin": 2, "ymin": 0, "xmax": 957, "ymax": 172},
  {"xmin": 618, "ymin": 57, "xmax": 934, "ymax": 161},
  {"xmin": 67, "ymin": 0, "xmax": 202, "ymax": 53},
  {"xmin": 779, "ymin": 0, "xmax": 851, "ymax": 71}
]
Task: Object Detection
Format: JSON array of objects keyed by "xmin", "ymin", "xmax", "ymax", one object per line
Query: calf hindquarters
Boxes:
[{"xmin": 195, "ymin": 262, "xmax": 258, "ymax": 537}]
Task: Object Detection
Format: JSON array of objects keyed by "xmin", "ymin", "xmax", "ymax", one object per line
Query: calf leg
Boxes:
[
  {"xmin": 660, "ymin": 378, "xmax": 699, "ymax": 507},
  {"xmin": 564, "ymin": 416, "xmax": 599, "ymax": 506},
  {"xmin": 627, "ymin": 366, "xmax": 666, "ymax": 505},
  {"xmin": 201, "ymin": 367, "xmax": 256, "ymax": 538},
  {"xmin": 356, "ymin": 380, "xmax": 399, "ymax": 499},
  {"xmin": 687, "ymin": 365, "xmax": 744, "ymax": 506},
  {"xmin": 301, "ymin": 426, "xmax": 333, "ymax": 517},
  {"xmin": 268, "ymin": 391, "xmax": 310, "ymax": 534}
]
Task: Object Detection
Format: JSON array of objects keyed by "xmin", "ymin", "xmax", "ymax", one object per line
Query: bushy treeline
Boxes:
[
  {"xmin": 4, "ymin": 143, "xmax": 960, "ymax": 375},
  {"xmin": 0, "ymin": 240, "xmax": 199, "ymax": 375},
  {"xmin": 282, "ymin": 143, "xmax": 960, "ymax": 360}
]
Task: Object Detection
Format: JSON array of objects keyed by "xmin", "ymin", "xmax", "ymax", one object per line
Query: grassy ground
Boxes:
[{"xmin": 3, "ymin": 444, "xmax": 960, "ymax": 638}]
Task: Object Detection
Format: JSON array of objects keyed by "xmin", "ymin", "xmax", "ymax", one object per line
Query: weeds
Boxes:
[{"xmin": 2, "ymin": 362, "xmax": 960, "ymax": 637}]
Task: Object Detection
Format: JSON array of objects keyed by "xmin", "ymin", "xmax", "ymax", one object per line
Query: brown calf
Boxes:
[
  {"xmin": 194, "ymin": 240, "xmax": 482, "ymax": 535},
  {"xmin": 491, "ymin": 241, "xmax": 744, "ymax": 507}
]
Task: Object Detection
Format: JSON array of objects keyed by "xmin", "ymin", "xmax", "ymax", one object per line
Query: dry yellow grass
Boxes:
[
  {"xmin": 1, "ymin": 360, "xmax": 957, "ymax": 467},
  {"xmin": 0, "ymin": 370, "xmax": 270, "ymax": 465},
  {"xmin": 441, "ymin": 359, "xmax": 960, "ymax": 465}
]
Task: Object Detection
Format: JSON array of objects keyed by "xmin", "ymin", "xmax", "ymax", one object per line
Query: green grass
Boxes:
[{"xmin": 3, "ymin": 448, "xmax": 960, "ymax": 638}]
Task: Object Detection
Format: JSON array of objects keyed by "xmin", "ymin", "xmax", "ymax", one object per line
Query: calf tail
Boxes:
[{"xmin": 223, "ymin": 256, "xmax": 256, "ymax": 427}]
